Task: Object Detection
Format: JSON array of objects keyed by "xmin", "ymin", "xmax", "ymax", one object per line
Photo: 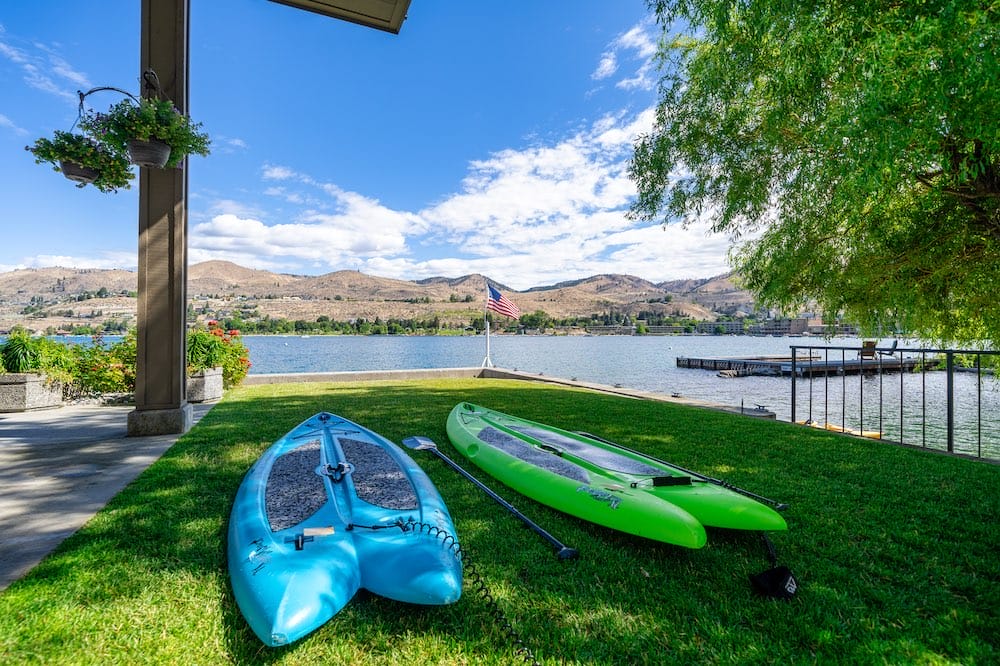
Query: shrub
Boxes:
[
  {"xmin": 187, "ymin": 321, "xmax": 250, "ymax": 389},
  {"xmin": 0, "ymin": 328, "xmax": 75, "ymax": 385},
  {"xmin": 67, "ymin": 333, "xmax": 137, "ymax": 398}
]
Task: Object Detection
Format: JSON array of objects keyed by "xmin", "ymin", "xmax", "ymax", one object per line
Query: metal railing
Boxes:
[{"xmin": 790, "ymin": 344, "xmax": 999, "ymax": 460}]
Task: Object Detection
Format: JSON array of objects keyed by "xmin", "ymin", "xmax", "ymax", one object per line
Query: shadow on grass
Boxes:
[{"xmin": 1, "ymin": 379, "xmax": 998, "ymax": 664}]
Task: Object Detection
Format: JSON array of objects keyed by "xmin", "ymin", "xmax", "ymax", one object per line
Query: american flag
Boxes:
[{"xmin": 487, "ymin": 284, "xmax": 521, "ymax": 319}]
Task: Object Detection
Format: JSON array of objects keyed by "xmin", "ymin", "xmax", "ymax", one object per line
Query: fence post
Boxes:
[
  {"xmin": 946, "ymin": 351, "xmax": 954, "ymax": 453},
  {"xmin": 790, "ymin": 347, "xmax": 797, "ymax": 424}
]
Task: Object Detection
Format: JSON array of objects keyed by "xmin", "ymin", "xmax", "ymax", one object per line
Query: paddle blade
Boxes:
[{"xmin": 402, "ymin": 436, "xmax": 438, "ymax": 451}]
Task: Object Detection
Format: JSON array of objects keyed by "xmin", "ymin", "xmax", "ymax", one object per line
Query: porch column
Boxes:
[{"xmin": 127, "ymin": 0, "xmax": 192, "ymax": 436}]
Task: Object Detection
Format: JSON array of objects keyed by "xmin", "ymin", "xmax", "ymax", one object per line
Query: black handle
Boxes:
[{"xmin": 430, "ymin": 448, "xmax": 578, "ymax": 560}]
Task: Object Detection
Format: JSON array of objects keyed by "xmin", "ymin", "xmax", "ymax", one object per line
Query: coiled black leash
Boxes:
[{"xmin": 351, "ymin": 518, "xmax": 540, "ymax": 664}]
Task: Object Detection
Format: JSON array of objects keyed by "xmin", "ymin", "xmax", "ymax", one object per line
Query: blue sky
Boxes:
[{"xmin": 0, "ymin": 1, "xmax": 731, "ymax": 290}]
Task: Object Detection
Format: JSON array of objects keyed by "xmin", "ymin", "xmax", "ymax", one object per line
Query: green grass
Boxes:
[{"xmin": 1, "ymin": 379, "xmax": 997, "ymax": 664}]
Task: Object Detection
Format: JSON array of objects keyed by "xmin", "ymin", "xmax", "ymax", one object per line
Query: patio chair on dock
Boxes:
[
  {"xmin": 878, "ymin": 339, "xmax": 899, "ymax": 358},
  {"xmin": 859, "ymin": 340, "xmax": 877, "ymax": 359}
]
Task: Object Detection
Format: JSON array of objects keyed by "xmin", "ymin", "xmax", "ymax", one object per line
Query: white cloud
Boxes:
[
  {"xmin": 202, "ymin": 198, "xmax": 267, "ymax": 221},
  {"xmin": 192, "ymin": 102, "xmax": 733, "ymax": 290},
  {"xmin": 617, "ymin": 25, "xmax": 658, "ymax": 59},
  {"xmin": 0, "ymin": 38, "xmax": 88, "ymax": 104},
  {"xmin": 190, "ymin": 185, "xmax": 424, "ymax": 270},
  {"xmin": 47, "ymin": 53, "xmax": 90, "ymax": 89},
  {"xmin": 212, "ymin": 135, "xmax": 249, "ymax": 154},
  {"xmin": 592, "ymin": 52, "xmax": 617, "ymax": 80},
  {"xmin": 594, "ymin": 21, "xmax": 658, "ymax": 92},
  {"xmin": 0, "ymin": 113, "xmax": 28, "ymax": 136},
  {"xmin": 262, "ymin": 164, "xmax": 298, "ymax": 180},
  {"xmin": 9, "ymin": 251, "xmax": 137, "ymax": 271},
  {"xmin": 0, "ymin": 40, "xmax": 27, "ymax": 64}
]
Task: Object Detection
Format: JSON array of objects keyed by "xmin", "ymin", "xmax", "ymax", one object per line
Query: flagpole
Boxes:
[{"xmin": 481, "ymin": 280, "xmax": 493, "ymax": 368}]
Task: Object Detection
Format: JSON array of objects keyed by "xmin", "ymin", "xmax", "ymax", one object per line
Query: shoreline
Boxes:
[{"xmin": 242, "ymin": 366, "xmax": 778, "ymax": 421}]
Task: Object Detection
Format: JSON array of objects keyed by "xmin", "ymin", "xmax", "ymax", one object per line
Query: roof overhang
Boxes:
[{"xmin": 268, "ymin": 0, "xmax": 412, "ymax": 34}]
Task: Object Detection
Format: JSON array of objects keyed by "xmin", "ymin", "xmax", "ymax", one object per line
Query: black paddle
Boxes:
[
  {"xmin": 575, "ymin": 431, "xmax": 789, "ymax": 511},
  {"xmin": 402, "ymin": 436, "xmax": 579, "ymax": 560}
]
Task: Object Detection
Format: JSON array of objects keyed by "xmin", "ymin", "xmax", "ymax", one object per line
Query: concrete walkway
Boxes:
[{"xmin": 0, "ymin": 403, "xmax": 213, "ymax": 591}]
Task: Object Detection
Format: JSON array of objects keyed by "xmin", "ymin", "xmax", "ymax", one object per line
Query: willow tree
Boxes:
[{"xmin": 630, "ymin": 0, "xmax": 999, "ymax": 345}]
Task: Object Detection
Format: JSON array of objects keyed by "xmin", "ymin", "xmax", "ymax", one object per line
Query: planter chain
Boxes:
[
  {"xmin": 74, "ymin": 67, "xmax": 166, "ymax": 130},
  {"xmin": 74, "ymin": 86, "xmax": 139, "ymax": 131}
]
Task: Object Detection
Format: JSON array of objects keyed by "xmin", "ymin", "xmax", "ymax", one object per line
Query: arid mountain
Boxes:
[
  {"xmin": 658, "ymin": 273, "xmax": 756, "ymax": 315},
  {"xmin": 0, "ymin": 261, "xmax": 754, "ymax": 332},
  {"xmin": 187, "ymin": 260, "xmax": 306, "ymax": 296},
  {"xmin": 0, "ymin": 266, "xmax": 138, "ymax": 298}
]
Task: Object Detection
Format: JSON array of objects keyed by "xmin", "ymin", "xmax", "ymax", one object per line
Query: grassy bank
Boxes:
[{"xmin": 1, "ymin": 379, "xmax": 997, "ymax": 664}]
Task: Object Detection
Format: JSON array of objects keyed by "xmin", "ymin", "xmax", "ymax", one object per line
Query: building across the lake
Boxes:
[{"xmin": 589, "ymin": 317, "xmax": 861, "ymax": 337}]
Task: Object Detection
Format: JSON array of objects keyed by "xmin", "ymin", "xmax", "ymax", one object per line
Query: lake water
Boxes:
[
  {"xmin": 245, "ymin": 334, "xmax": 999, "ymax": 458},
  {"xmin": 246, "ymin": 333, "xmax": 816, "ymax": 406},
  {"xmin": 9, "ymin": 332, "xmax": 995, "ymax": 458}
]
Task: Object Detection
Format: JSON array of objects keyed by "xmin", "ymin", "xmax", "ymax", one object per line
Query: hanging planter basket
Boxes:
[
  {"xmin": 58, "ymin": 159, "xmax": 100, "ymax": 185},
  {"xmin": 25, "ymin": 130, "xmax": 133, "ymax": 193},
  {"xmin": 86, "ymin": 71, "xmax": 210, "ymax": 170},
  {"xmin": 127, "ymin": 138, "xmax": 172, "ymax": 168},
  {"xmin": 25, "ymin": 71, "xmax": 209, "ymax": 191}
]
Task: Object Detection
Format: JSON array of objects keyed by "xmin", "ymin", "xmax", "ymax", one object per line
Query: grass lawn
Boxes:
[{"xmin": 1, "ymin": 378, "xmax": 997, "ymax": 664}]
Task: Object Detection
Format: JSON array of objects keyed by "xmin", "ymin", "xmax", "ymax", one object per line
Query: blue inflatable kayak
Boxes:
[{"xmin": 228, "ymin": 412, "xmax": 462, "ymax": 646}]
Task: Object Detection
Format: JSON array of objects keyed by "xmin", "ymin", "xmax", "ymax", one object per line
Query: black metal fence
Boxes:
[{"xmin": 790, "ymin": 344, "xmax": 999, "ymax": 460}]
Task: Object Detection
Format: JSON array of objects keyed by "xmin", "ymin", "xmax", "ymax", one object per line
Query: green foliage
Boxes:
[
  {"xmin": 0, "ymin": 326, "xmax": 247, "ymax": 398},
  {"xmin": 0, "ymin": 328, "xmax": 75, "ymax": 384},
  {"xmin": 67, "ymin": 333, "xmax": 137, "ymax": 397},
  {"xmin": 218, "ymin": 314, "xmax": 451, "ymax": 336},
  {"xmin": 83, "ymin": 97, "xmax": 211, "ymax": 169},
  {"xmin": 0, "ymin": 330, "xmax": 34, "ymax": 373},
  {"xmin": 186, "ymin": 321, "xmax": 250, "ymax": 389},
  {"xmin": 519, "ymin": 310, "xmax": 553, "ymax": 330},
  {"xmin": 25, "ymin": 130, "xmax": 134, "ymax": 192},
  {"xmin": 186, "ymin": 329, "xmax": 226, "ymax": 372},
  {"xmin": 631, "ymin": 0, "xmax": 1000, "ymax": 346}
]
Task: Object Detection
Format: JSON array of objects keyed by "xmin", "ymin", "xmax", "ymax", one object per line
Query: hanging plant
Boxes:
[
  {"xmin": 25, "ymin": 130, "xmax": 134, "ymax": 193},
  {"xmin": 84, "ymin": 96, "xmax": 211, "ymax": 169},
  {"xmin": 25, "ymin": 70, "xmax": 210, "ymax": 191}
]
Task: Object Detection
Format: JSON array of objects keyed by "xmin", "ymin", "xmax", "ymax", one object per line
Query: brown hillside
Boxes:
[
  {"xmin": 0, "ymin": 262, "xmax": 751, "ymax": 332},
  {"xmin": 188, "ymin": 261, "xmax": 305, "ymax": 296},
  {"xmin": 659, "ymin": 273, "xmax": 755, "ymax": 315},
  {"xmin": 0, "ymin": 267, "xmax": 137, "ymax": 302}
]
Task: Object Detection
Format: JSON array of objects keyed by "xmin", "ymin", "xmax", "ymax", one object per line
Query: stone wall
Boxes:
[{"xmin": 0, "ymin": 373, "xmax": 63, "ymax": 412}]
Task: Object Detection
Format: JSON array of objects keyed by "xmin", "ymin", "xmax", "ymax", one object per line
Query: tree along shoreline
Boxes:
[{"xmin": 10, "ymin": 310, "xmax": 838, "ymax": 338}]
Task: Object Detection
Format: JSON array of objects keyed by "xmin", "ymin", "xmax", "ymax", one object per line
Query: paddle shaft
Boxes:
[
  {"xmin": 576, "ymin": 431, "xmax": 788, "ymax": 511},
  {"xmin": 427, "ymin": 447, "xmax": 579, "ymax": 560}
]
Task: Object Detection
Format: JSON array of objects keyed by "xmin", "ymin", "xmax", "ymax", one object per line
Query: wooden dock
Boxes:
[{"xmin": 677, "ymin": 355, "xmax": 932, "ymax": 377}]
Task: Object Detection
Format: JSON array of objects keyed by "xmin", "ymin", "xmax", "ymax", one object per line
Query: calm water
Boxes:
[
  {"xmin": 11, "ymin": 333, "xmax": 996, "ymax": 457},
  {"xmin": 245, "ymin": 334, "xmax": 999, "ymax": 458},
  {"xmin": 246, "ymin": 333, "xmax": 811, "ymax": 405}
]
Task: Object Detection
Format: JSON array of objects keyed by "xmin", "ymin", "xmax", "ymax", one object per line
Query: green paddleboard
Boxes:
[{"xmin": 446, "ymin": 402, "xmax": 787, "ymax": 549}]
